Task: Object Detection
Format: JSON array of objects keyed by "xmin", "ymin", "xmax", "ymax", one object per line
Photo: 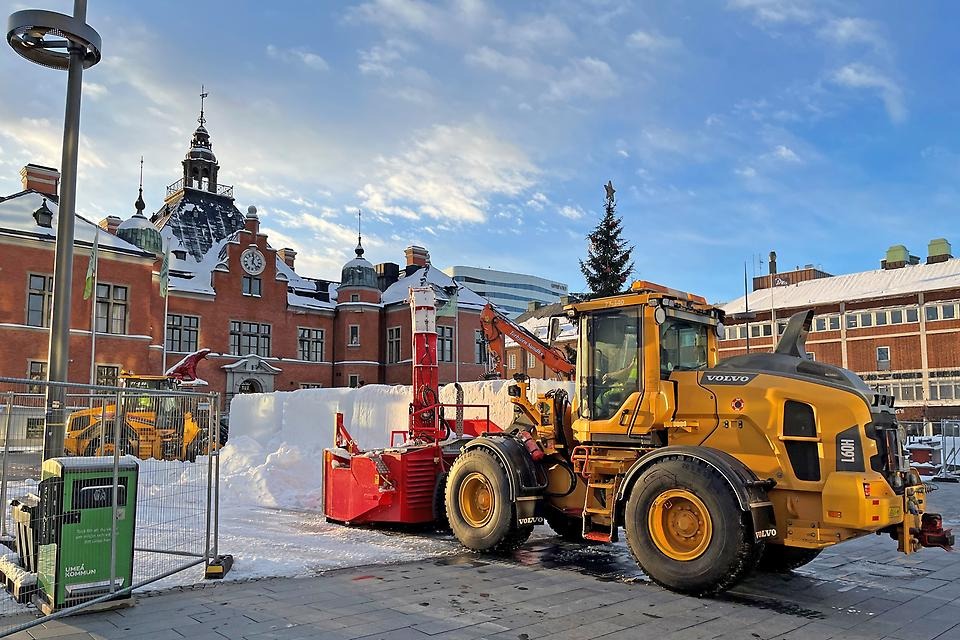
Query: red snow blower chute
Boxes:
[{"xmin": 323, "ymin": 287, "xmax": 501, "ymax": 525}]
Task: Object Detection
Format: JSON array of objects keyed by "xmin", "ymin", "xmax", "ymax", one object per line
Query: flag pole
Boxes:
[
  {"xmin": 87, "ymin": 227, "xmax": 99, "ymax": 386},
  {"xmin": 160, "ymin": 245, "xmax": 170, "ymax": 374}
]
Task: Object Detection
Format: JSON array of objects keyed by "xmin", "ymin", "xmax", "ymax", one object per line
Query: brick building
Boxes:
[
  {"xmin": 0, "ymin": 164, "xmax": 165, "ymax": 391},
  {"xmin": 719, "ymin": 243, "xmax": 960, "ymax": 420},
  {"xmin": 0, "ymin": 109, "xmax": 494, "ymax": 407}
]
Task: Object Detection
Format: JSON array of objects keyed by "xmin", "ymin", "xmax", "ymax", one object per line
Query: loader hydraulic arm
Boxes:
[{"xmin": 479, "ymin": 304, "xmax": 575, "ymax": 381}]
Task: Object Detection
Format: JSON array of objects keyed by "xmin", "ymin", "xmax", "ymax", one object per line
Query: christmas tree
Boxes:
[{"xmin": 579, "ymin": 180, "xmax": 635, "ymax": 297}]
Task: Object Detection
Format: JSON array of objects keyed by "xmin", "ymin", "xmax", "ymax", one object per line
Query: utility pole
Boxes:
[{"xmin": 7, "ymin": 1, "xmax": 102, "ymax": 459}]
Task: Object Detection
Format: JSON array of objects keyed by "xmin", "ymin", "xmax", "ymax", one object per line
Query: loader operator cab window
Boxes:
[
  {"xmin": 659, "ymin": 318, "xmax": 709, "ymax": 379},
  {"xmin": 581, "ymin": 309, "xmax": 641, "ymax": 421}
]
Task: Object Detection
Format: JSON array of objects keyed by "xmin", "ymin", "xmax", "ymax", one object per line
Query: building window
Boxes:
[
  {"xmin": 906, "ymin": 307, "xmax": 919, "ymax": 323},
  {"xmin": 805, "ymin": 352, "xmax": 816, "ymax": 361},
  {"xmin": 508, "ymin": 353, "xmax": 517, "ymax": 370},
  {"xmin": 166, "ymin": 314, "xmax": 199, "ymax": 353},
  {"xmin": 875, "ymin": 311, "xmax": 887, "ymax": 326},
  {"xmin": 761, "ymin": 324, "xmax": 772, "ymax": 337},
  {"xmin": 776, "ymin": 320, "xmax": 788, "ymax": 336},
  {"xmin": 96, "ymin": 284, "xmax": 128, "ymax": 334},
  {"xmin": 859, "ymin": 312, "xmax": 873, "ymax": 328},
  {"xmin": 890, "ymin": 309, "xmax": 903, "ymax": 324},
  {"xmin": 942, "ymin": 304, "xmax": 957, "ymax": 320},
  {"xmin": 930, "ymin": 378, "xmax": 960, "ymax": 401},
  {"xmin": 877, "ymin": 346, "xmax": 891, "ymax": 370},
  {"xmin": 437, "ymin": 326, "xmax": 453, "ymax": 362},
  {"xmin": 814, "ymin": 318, "xmax": 826, "ymax": 332},
  {"xmin": 845, "ymin": 313, "xmax": 858, "ymax": 329},
  {"xmin": 828, "ymin": 315, "xmax": 840, "ymax": 330},
  {"xmin": 28, "ymin": 361, "xmax": 47, "ymax": 393},
  {"xmin": 527, "ymin": 352, "xmax": 536, "ymax": 368},
  {"xmin": 229, "ymin": 321, "xmax": 271, "ymax": 357},
  {"xmin": 242, "ymin": 275, "xmax": 262, "ymax": 297},
  {"xmin": 96, "ymin": 365, "xmax": 120, "ymax": 387},
  {"xmin": 387, "ymin": 327, "xmax": 402, "ymax": 364},
  {"xmin": 298, "ymin": 328, "xmax": 325, "ymax": 362},
  {"xmin": 475, "ymin": 330, "xmax": 487, "ymax": 364},
  {"xmin": 348, "ymin": 374, "xmax": 360, "ymax": 388},
  {"xmin": 300, "ymin": 383, "xmax": 323, "ymax": 389},
  {"xmin": 27, "ymin": 274, "xmax": 53, "ymax": 327},
  {"xmin": 750, "ymin": 324, "xmax": 761, "ymax": 338},
  {"xmin": 350, "ymin": 294, "xmax": 359, "ymax": 302},
  {"xmin": 926, "ymin": 305, "xmax": 940, "ymax": 322},
  {"xmin": 348, "ymin": 325, "xmax": 360, "ymax": 346}
]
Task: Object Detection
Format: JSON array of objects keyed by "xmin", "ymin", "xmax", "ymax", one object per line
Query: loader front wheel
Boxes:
[
  {"xmin": 624, "ymin": 457, "xmax": 759, "ymax": 596},
  {"xmin": 757, "ymin": 544, "xmax": 821, "ymax": 573},
  {"xmin": 446, "ymin": 450, "xmax": 525, "ymax": 553}
]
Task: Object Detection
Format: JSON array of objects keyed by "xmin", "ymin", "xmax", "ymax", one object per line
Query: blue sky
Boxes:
[{"xmin": 2, "ymin": 0, "xmax": 959, "ymax": 303}]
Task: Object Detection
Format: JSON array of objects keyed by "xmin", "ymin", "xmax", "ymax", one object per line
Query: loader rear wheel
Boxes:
[
  {"xmin": 446, "ymin": 450, "xmax": 528, "ymax": 553},
  {"xmin": 758, "ymin": 544, "xmax": 821, "ymax": 573},
  {"xmin": 624, "ymin": 457, "xmax": 759, "ymax": 596}
]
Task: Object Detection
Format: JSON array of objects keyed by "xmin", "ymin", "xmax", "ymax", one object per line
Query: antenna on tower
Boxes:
[{"xmin": 199, "ymin": 85, "xmax": 208, "ymax": 126}]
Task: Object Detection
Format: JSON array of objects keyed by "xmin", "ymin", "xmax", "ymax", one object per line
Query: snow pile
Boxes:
[{"xmin": 222, "ymin": 379, "xmax": 574, "ymax": 511}]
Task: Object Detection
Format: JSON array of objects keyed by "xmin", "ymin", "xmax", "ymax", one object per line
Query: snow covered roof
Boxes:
[
  {"xmin": 504, "ymin": 314, "xmax": 577, "ymax": 348},
  {"xmin": 151, "ymin": 190, "xmax": 245, "ymax": 262},
  {"xmin": 721, "ymin": 257, "xmax": 960, "ymax": 315},
  {"xmin": 381, "ymin": 265, "xmax": 489, "ymax": 309},
  {"xmin": 0, "ymin": 190, "xmax": 152, "ymax": 257}
]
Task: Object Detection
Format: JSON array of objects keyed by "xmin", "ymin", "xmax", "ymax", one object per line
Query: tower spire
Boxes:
[
  {"xmin": 355, "ymin": 208, "xmax": 364, "ymax": 257},
  {"xmin": 199, "ymin": 85, "xmax": 208, "ymax": 127},
  {"xmin": 134, "ymin": 155, "xmax": 146, "ymax": 216}
]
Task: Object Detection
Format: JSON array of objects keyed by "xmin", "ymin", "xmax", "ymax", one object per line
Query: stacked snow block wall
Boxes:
[{"xmin": 224, "ymin": 380, "xmax": 574, "ymax": 511}]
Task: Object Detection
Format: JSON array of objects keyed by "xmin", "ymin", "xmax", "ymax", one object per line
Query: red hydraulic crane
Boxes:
[{"xmin": 479, "ymin": 304, "xmax": 575, "ymax": 381}]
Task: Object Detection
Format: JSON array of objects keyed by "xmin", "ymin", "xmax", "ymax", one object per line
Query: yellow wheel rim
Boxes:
[
  {"xmin": 648, "ymin": 488, "xmax": 713, "ymax": 561},
  {"xmin": 459, "ymin": 472, "xmax": 494, "ymax": 527}
]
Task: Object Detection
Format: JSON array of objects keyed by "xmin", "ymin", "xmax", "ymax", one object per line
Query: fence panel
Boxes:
[{"xmin": 0, "ymin": 378, "xmax": 222, "ymax": 637}]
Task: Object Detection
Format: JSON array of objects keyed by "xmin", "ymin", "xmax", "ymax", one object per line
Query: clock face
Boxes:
[{"xmin": 240, "ymin": 247, "xmax": 266, "ymax": 275}]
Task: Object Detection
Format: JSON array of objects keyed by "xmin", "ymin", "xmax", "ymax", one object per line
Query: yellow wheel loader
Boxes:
[
  {"xmin": 441, "ymin": 281, "xmax": 952, "ymax": 595},
  {"xmin": 63, "ymin": 349, "xmax": 224, "ymax": 462}
]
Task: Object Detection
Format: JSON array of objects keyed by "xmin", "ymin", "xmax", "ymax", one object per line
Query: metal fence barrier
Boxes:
[{"xmin": 0, "ymin": 377, "xmax": 223, "ymax": 637}]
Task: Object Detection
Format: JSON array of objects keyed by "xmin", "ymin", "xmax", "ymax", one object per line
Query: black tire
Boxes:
[
  {"xmin": 624, "ymin": 456, "xmax": 760, "ymax": 596},
  {"xmin": 445, "ymin": 450, "xmax": 529, "ymax": 553},
  {"xmin": 433, "ymin": 472, "xmax": 450, "ymax": 532},
  {"xmin": 544, "ymin": 507, "xmax": 587, "ymax": 543},
  {"xmin": 757, "ymin": 545, "xmax": 822, "ymax": 573}
]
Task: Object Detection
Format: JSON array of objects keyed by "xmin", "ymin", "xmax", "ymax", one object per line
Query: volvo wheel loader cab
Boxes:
[{"xmin": 443, "ymin": 280, "xmax": 952, "ymax": 595}]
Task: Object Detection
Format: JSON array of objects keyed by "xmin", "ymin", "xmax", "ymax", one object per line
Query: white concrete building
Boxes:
[{"xmin": 442, "ymin": 266, "xmax": 568, "ymax": 318}]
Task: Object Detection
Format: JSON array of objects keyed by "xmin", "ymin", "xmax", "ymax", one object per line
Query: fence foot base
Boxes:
[{"xmin": 205, "ymin": 555, "xmax": 233, "ymax": 580}]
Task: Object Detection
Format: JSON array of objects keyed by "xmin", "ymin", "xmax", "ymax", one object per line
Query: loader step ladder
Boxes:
[{"xmin": 582, "ymin": 475, "xmax": 622, "ymax": 542}]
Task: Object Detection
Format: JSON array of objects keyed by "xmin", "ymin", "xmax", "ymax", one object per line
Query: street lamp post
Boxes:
[{"xmin": 7, "ymin": 1, "xmax": 101, "ymax": 459}]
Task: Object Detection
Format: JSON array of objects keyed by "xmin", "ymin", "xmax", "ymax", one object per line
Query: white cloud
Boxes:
[
  {"xmin": 526, "ymin": 192, "xmax": 549, "ymax": 210},
  {"xmin": 727, "ymin": 0, "xmax": 818, "ymax": 25},
  {"xmin": 266, "ymin": 45, "xmax": 329, "ymax": 71},
  {"xmin": 465, "ymin": 46, "xmax": 540, "ymax": 80},
  {"xmin": 359, "ymin": 123, "xmax": 538, "ymax": 224},
  {"xmin": 84, "ymin": 82, "xmax": 108, "ymax": 100},
  {"xmin": 818, "ymin": 17, "xmax": 886, "ymax": 51},
  {"xmin": 735, "ymin": 166, "xmax": 758, "ymax": 178},
  {"xmin": 545, "ymin": 57, "xmax": 619, "ymax": 102},
  {"xmin": 771, "ymin": 144, "xmax": 800, "ymax": 162},
  {"xmin": 558, "ymin": 204, "xmax": 585, "ymax": 220},
  {"xmin": 831, "ymin": 63, "xmax": 905, "ymax": 122},
  {"xmin": 626, "ymin": 30, "xmax": 681, "ymax": 52},
  {"xmin": 358, "ymin": 40, "xmax": 414, "ymax": 77}
]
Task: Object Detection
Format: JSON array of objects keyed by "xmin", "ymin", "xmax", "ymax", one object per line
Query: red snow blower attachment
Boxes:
[{"xmin": 323, "ymin": 287, "xmax": 500, "ymax": 525}]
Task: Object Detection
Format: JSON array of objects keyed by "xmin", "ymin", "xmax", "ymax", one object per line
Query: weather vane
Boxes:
[{"xmin": 199, "ymin": 85, "xmax": 208, "ymax": 126}]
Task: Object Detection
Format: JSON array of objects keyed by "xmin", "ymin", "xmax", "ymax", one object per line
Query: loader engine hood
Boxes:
[{"xmin": 713, "ymin": 309, "xmax": 894, "ymax": 413}]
